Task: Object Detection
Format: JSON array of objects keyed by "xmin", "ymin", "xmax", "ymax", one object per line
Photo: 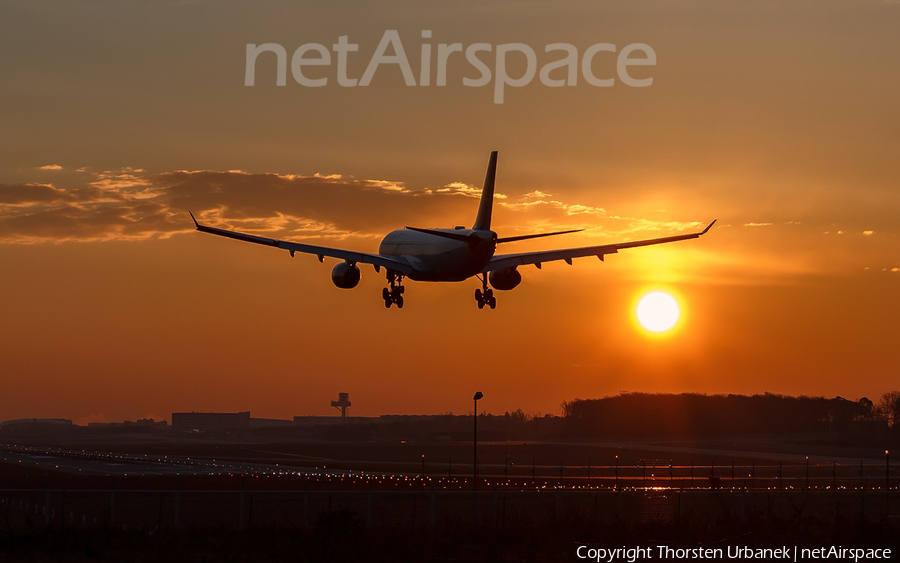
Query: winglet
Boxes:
[
  {"xmin": 700, "ymin": 219, "xmax": 717, "ymax": 235},
  {"xmin": 189, "ymin": 211, "xmax": 199, "ymax": 228}
]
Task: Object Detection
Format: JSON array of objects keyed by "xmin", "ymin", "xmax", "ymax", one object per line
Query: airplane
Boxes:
[{"xmin": 191, "ymin": 151, "xmax": 715, "ymax": 309}]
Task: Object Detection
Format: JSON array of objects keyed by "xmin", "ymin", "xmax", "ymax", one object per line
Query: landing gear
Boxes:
[
  {"xmin": 474, "ymin": 275, "xmax": 496, "ymax": 309},
  {"xmin": 383, "ymin": 271, "xmax": 405, "ymax": 309}
]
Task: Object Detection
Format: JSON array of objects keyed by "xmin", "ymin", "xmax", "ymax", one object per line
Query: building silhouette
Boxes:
[{"xmin": 171, "ymin": 411, "xmax": 250, "ymax": 432}]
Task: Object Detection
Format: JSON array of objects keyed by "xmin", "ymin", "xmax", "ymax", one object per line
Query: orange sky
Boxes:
[{"xmin": 1, "ymin": 0, "xmax": 899, "ymax": 423}]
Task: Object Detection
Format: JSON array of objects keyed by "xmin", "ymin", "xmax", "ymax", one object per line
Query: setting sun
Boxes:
[{"xmin": 636, "ymin": 291, "xmax": 680, "ymax": 333}]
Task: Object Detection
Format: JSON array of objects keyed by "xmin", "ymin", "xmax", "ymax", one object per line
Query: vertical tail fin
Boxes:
[{"xmin": 472, "ymin": 151, "xmax": 498, "ymax": 230}]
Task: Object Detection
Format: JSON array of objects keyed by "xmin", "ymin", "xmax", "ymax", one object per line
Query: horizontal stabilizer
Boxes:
[
  {"xmin": 496, "ymin": 229, "xmax": 582, "ymax": 244},
  {"xmin": 405, "ymin": 226, "xmax": 480, "ymax": 245}
]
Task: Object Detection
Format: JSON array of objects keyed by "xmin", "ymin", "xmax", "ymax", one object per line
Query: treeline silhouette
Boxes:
[
  {"xmin": 561, "ymin": 391, "xmax": 900, "ymax": 439},
  {"xmin": 319, "ymin": 392, "xmax": 900, "ymax": 442}
]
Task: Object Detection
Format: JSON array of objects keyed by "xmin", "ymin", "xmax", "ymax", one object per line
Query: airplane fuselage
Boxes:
[{"xmin": 378, "ymin": 228, "xmax": 497, "ymax": 281}]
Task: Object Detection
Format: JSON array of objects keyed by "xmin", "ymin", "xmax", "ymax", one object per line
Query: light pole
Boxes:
[
  {"xmin": 473, "ymin": 392, "xmax": 483, "ymax": 490},
  {"xmin": 473, "ymin": 391, "xmax": 483, "ymax": 525}
]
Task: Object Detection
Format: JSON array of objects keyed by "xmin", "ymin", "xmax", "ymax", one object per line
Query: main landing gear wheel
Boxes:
[
  {"xmin": 474, "ymin": 276, "xmax": 496, "ymax": 310},
  {"xmin": 383, "ymin": 271, "xmax": 406, "ymax": 309}
]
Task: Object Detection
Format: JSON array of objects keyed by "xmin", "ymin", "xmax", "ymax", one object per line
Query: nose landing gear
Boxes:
[
  {"xmin": 475, "ymin": 275, "xmax": 496, "ymax": 309},
  {"xmin": 383, "ymin": 271, "xmax": 405, "ymax": 308}
]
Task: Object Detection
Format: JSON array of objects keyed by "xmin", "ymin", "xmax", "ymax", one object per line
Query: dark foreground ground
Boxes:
[
  {"xmin": 2, "ymin": 508, "xmax": 899, "ymax": 563},
  {"xmin": 0, "ymin": 436, "xmax": 897, "ymax": 562}
]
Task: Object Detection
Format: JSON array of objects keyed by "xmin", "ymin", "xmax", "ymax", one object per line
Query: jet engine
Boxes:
[
  {"xmin": 488, "ymin": 267, "xmax": 521, "ymax": 291},
  {"xmin": 331, "ymin": 261, "xmax": 361, "ymax": 289}
]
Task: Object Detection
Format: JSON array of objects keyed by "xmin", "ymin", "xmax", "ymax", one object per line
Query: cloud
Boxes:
[
  {"xmin": 10, "ymin": 146, "xmax": 767, "ymax": 253},
  {"xmin": 500, "ymin": 193, "xmax": 603, "ymax": 215},
  {"xmin": 362, "ymin": 179, "xmax": 409, "ymax": 193},
  {"xmin": 0, "ymin": 183, "xmax": 70, "ymax": 206},
  {"xmin": 862, "ymin": 230, "xmax": 874, "ymax": 236},
  {"xmin": 90, "ymin": 168, "xmax": 154, "ymax": 191},
  {"xmin": 0, "ymin": 167, "xmax": 710, "ymax": 248},
  {"xmin": 744, "ymin": 222, "xmax": 773, "ymax": 227},
  {"xmin": 437, "ymin": 181, "xmax": 507, "ymax": 199},
  {"xmin": 39, "ymin": 164, "xmax": 63, "ymax": 171},
  {"xmin": 0, "ymin": 167, "xmax": 819, "ymax": 287},
  {"xmin": 0, "ymin": 168, "xmax": 476, "ymax": 243},
  {"xmin": 4, "ymin": 166, "xmax": 873, "ymax": 287}
]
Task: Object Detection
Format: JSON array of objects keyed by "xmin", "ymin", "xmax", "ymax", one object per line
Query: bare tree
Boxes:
[{"xmin": 877, "ymin": 391, "xmax": 900, "ymax": 429}]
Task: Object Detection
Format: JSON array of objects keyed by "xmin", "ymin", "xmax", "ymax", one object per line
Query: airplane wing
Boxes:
[
  {"xmin": 190, "ymin": 213, "xmax": 414, "ymax": 274},
  {"xmin": 484, "ymin": 220, "xmax": 716, "ymax": 272}
]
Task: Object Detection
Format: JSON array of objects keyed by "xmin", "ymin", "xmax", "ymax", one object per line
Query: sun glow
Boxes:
[{"xmin": 636, "ymin": 291, "xmax": 680, "ymax": 333}]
